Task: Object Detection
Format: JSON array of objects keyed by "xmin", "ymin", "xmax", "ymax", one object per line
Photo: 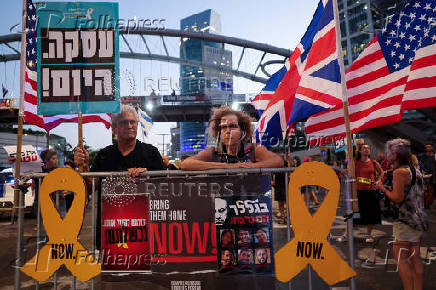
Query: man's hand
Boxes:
[
  {"xmin": 74, "ymin": 146, "xmax": 90, "ymax": 170},
  {"xmin": 128, "ymin": 167, "xmax": 147, "ymax": 177}
]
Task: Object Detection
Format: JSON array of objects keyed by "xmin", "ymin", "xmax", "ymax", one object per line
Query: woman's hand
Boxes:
[
  {"xmin": 228, "ymin": 162, "xmax": 255, "ymax": 169},
  {"xmin": 128, "ymin": 167, "xmax": 147, "ymax": 177},
  {"xmin": 375, "ymin": 180, "xmax": 385, "ymax": 191}
]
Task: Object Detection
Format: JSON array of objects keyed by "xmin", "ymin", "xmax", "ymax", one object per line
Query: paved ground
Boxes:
[{"xmin": 0, "ymin": 190, "xmax": 435, "ymax": 290}]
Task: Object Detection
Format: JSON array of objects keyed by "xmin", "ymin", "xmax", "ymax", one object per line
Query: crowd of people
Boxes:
[{"xmin": 266, "ymin": 135, "xmax": 432, "ymax": 290}]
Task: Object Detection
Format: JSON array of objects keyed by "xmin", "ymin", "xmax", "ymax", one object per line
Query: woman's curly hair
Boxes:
[{"xmin": 210, "ymin": 106, "xmax": 253, "ymax": 143}]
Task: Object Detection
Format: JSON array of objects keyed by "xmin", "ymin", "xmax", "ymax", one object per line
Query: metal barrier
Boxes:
[{"xmin": 12, "ymin": 167, "xmax": 356, "ymax": 290}]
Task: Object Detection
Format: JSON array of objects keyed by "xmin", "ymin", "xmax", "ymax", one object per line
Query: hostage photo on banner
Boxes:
[{"xmin": 215, "ymin": 175, "xmax": 274, "ymax": 275}]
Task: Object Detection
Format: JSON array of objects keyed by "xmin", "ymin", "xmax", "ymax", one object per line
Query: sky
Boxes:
[{"xmin": 0, "ymin": 0, "xmax": 318, "ymax": 152}]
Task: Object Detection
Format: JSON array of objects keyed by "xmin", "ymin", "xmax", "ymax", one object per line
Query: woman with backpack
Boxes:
[{"xmin": 376, "ymin": 138, "xmax": 428, "ymax": 290}]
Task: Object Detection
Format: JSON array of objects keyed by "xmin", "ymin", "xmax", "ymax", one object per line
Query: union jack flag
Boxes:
[
  {"xmin": 252, "ymin": 0, "xmax": 343, "ymax": 147},
  {"xmin": 305, "ymin": 0, "xmax": 436, "ymax": 139},
  {"xmin": 23, "ymin": 0, "xmax": 111, "ymax": 131}
]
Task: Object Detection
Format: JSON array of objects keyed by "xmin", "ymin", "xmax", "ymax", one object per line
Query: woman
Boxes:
[
  {"xmin": 220, "ymin": 229, "xmax": 234, "ymax": 247},
  {"xmin": 354, "ymin": 144, "xmax": 384, "ymax": 243},
  {"xmin": 180, "ymin": 106, "xmax": 283, "ymax": 170},
  {"xmin": 376, "ymin": 139, "xmax": 428, "ymax": 290}
]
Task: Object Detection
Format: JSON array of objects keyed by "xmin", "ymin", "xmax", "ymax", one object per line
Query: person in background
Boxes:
[
  {"xmin": 376, "ymin": 139, "xmax": 427, "ymax": 290},
  {"xmin": 180, "ymin": 106, "xmax": 283, "ymax": 170},
  {"xmin": 377, "ymin": 152, "xmax": 394, "ymax": 183},
  {"xmin": 63, "ymin": 160, "xmax": 76, "ymax": 211},
  {"xmin": 272, "ymin": 157, "xmax": 288, "ymax": 224},
  {"xmin": 291, "ymin": 157, "xmax": 301, "ymax": 167},
  {"xmin": 332, "ymin": 160, "xmax": 343, "ymax": 180},
  {"xmin": 162, "ymin": 155, "xmax": 178, "ymax": 170},
  {"xmin": 419, "ymin": 144, "xmax": 435, "ymax": 199},
  {"xmin": 39, "ymin": 149, "xmax": 67, "ymax": 218},
  {"xmin": 301, "ymin": 156, "xmax": 319, "ymax": 206},
  {"xmin": 354, "ymin": 144, "xmax": 384, "ymax": 243}
]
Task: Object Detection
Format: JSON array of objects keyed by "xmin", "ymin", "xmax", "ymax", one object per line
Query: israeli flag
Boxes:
[{"xmin": 137, "ymin": 108, "xmax": 153, "ymax": 137}]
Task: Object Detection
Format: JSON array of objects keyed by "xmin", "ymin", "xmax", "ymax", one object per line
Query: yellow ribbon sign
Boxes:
[
  {"xmin": 275, "ymin": 162, "xmax": 356, "ymax": 285},
  {"xmin": 21, "ymin": 168, "xmax": 101, "ymax": 282}
]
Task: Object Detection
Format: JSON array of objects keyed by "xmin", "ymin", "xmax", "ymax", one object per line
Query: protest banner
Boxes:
[
  {"xmin": 100, "ymin": 175, "xmax": 275, "ymax": 289},
  {"xmin": 101, "ymin": 177, "xmax": 151, "ymax": 271},
  {"xmin": 36, "ymin": 2, "xmax": 120, "ymax": 115}
]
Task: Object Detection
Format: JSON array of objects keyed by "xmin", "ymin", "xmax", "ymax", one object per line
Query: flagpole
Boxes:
[
  {"xmin": 332, "ymin": 0, "xmax": 357, "ymax": 210},
  {"xmin": 333, "ymin": 1, "xmax": 356, "ymax": 289},
  {"xmin": 14, "ymin": 0, "xmax": 27, "ymax": 288},
  {"xmin": 77, "ymin": 96, "xmax": 85, "ymax": 171}
]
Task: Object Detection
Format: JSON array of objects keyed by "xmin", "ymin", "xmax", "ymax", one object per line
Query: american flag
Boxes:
[
  {"xmin": 305, "ymin": 0, "xmax": 436, "ymax": 139},
  {"xmin": 23, "ymin": 0, "xmax": 111, "ymax": 131},
  {"xmin": 252, "ymin": 0, "xmax": 343, "ymax": 147}
]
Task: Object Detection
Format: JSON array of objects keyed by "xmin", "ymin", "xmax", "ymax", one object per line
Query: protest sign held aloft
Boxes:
[{"xmin": 35, "ymin": 2, "xmax": 120, "ymax": 115}]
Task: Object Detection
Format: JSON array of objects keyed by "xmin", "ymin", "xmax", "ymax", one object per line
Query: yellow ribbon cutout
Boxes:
[
  {"xmin": 21, "ymin": 168, "xmax": 101, "ymax": 282},
  {"xmin": 275, "ymin": 162, "xmax": 356, "ymax": 285}
]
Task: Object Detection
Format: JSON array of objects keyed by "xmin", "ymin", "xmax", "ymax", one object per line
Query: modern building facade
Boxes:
[
  {"xmin": 178, "ymin": 9, "xmax": 233, "ymax": 154},
  {"xmin": 338, "ymin": 0, "xmax": 408, "ymax": 67},
  {"xmin": 169, "ymin": 125, "xmax": 180, "ymax": 159}
]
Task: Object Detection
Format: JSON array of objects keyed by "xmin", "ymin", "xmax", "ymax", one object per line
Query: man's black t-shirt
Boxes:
[
  {"xmin": 92, "ymin": 140, "xmax": 164, "ymax": 172},
  {"xmin": 91, "ymin": 140, "xmax": 164, "ymax": 249}
]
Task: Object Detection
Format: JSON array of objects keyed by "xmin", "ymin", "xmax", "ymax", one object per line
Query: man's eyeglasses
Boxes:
[
  {"xmin": 119, "ymin": 120, "xmax": 137, "ymax": 127},
  {"xmin": 219, "ymin": 124, "xmax": 239, "ymax": 131}
]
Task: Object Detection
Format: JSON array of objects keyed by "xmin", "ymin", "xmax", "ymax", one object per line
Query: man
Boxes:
[
  {"xmin": 215, "ymin": 198, "xmax": 228, "ymax": 226},
  {"xmin": 238, "ymin": 248, "xmax": 252, "ymax": 265},
  {"xmin": 420, "ymin": 145, "xmax": 435, "ymax": 176},
  {"xmin": 74, "ymin": 105, "xmax": 164, "ymax": 248},
  {"xmin": 238, "ymin": 229, "xmax": 251, "ymax": 244},
  {"xmin": 220, "ymin": 249, "xmax": 234, "ymax": 267},
  {"xmin": 255, "ymin": 248, "xmax": 269, "ymax": 265},
  {"xmin": 419, "ymin": 144, "xmax": 436, "ymax": 202}
]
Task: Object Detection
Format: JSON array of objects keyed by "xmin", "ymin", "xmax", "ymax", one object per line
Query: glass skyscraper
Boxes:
[
  {"xmin": 178, "ymin": 9, "xmax": 233, "ymax": 154},
  {"xmin": 338, "ymin": 0, "xmax": 408, "ymax": 67}
]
